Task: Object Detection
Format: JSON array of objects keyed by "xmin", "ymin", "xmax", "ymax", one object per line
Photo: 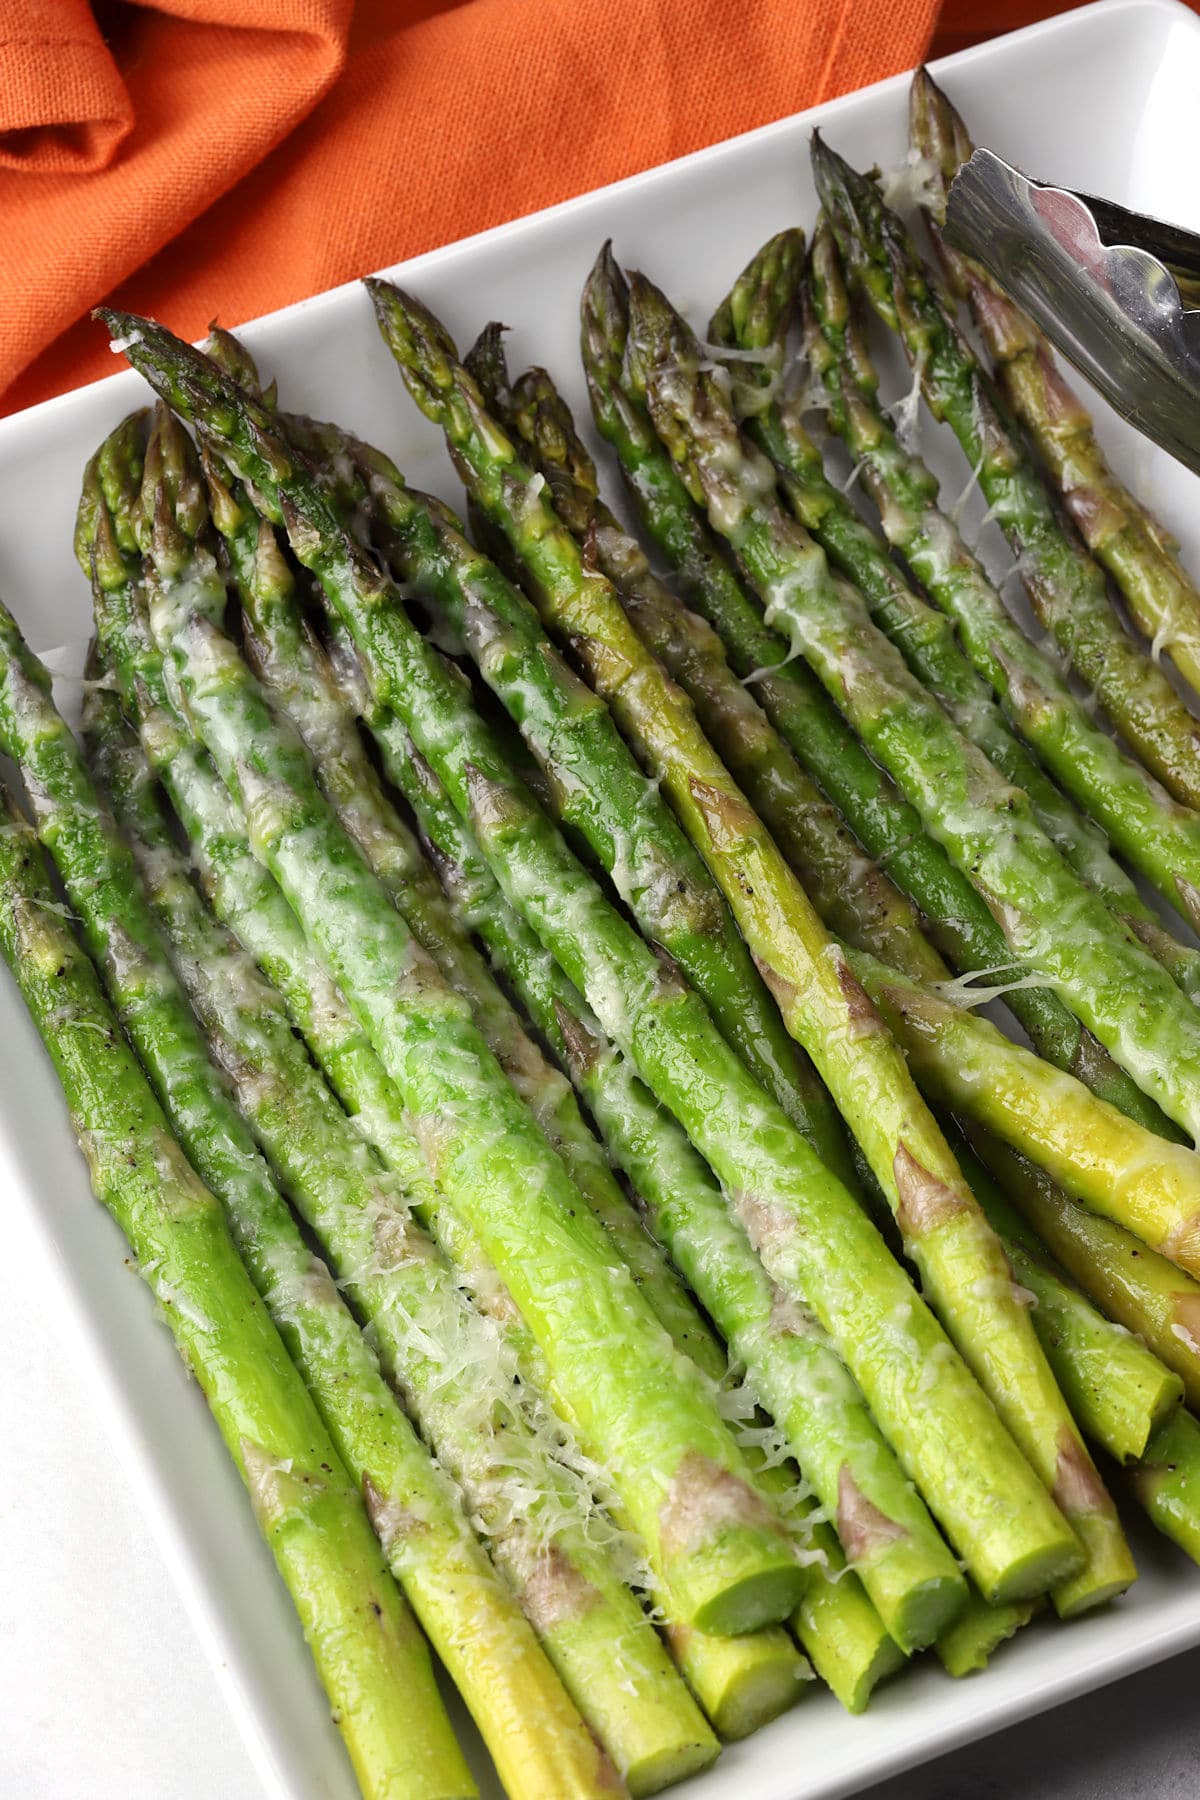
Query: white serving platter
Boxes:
[{"xmin": 3, "ymin": 2, "xmax": 1200, "ymax": 1794}]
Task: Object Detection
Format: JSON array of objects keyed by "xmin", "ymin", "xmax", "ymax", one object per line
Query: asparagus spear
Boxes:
[
  {"xmin": 805, "ymin": 216, "xmax": 1200, "ymax": 965},
  {"xmin": 368, "ymin": 285, "xmax": 1112, "ymax": 1599},
  {"xmin": 578, "ymin": 248, "xmax": 1198, "ymax": 1082},
  {"xmin": 812, "ymin": 134, "xmax": 1200, "ymax": 812},
  {"xmin": 82, "ymin": 426, "xmax": 796, "ymax": 1743},
  {"xmin": 221, "ymin": 444, "xmax": 918, "ymax": 1645},
  {"xmin": 934, "ymin": 1592, "xmax": 1037, "ymax": 1680},
  {"xmin": 0, "ymin": 785, "xmax": 475, "ymax": 1800},
  {"xmin": 707, "ymin": 230, "xmax": 1128, "ymax": 905},
  {"xmin": 192, "ymin": 409, "xmax": 950, "ymax": 1664},
  {"xmin": 1130, "ymin": 1409, "xmax": 1200, "ymax": 1566},
  {"xmin": 229, "ymin": 411, "xmax": 843, "ymax": 1170},
  {"xmin": 970, "ymin": 1136, "xmax": 1200, "ymax": 1418},
  {"xmin": 322, "ymin": 648, "xmax": 901, "ymax": 1710},
  {"xmin": 214, "ymin": 464, "xmax": 719, "ymax": 1373},
  {"xmin": 626, "ymin": 268, "xmax": 1200, "ymax": 1144},
  {"xmin": 852, "ymin": 947, "xmax": 1200, "ymax": 1280},
  {"xmin": 911, "ymin": 65, "xmax": 1200, "ymax": 699},
  {"xmin": 85, "ymin": 675, "xmax": 713, "ymax": 1795},
  {"xmin": 950, "ymin": 1134, "xmax": 1183, "ymax": 1466},
  {"xmin": 102, "ymin": 307, "xmax": 1084, "ymax": 1618},
  {"xmin": 128, "ymin": 392, "xmax": 806, "ymax": 1640},
  {"xmin": 488, "ymin": 344, "xmax": 1175, "ymax": 1139}
]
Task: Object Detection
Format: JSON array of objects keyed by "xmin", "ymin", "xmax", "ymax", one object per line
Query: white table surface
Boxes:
[{"xmin": 4, "ymin": 1173, "xmax": 1199, "ymax": 1800}]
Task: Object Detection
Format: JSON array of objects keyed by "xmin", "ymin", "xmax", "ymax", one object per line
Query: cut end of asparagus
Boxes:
[
  {"xmin": 688, "ymin": 1630, "xmax": 812, "ymax": 1742},
  {"xmin": 684, "ymin": 1553, "xmax": 809, "ymax": 1639},
  {"xmin": 935, "ymin": 1590, "xmax": 1038, "ymax": 1679}
]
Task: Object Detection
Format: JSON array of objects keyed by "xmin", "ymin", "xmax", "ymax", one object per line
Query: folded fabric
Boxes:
[{"xmin": 0, "ymin": 0, "xmax": 939, "ymax": 414}]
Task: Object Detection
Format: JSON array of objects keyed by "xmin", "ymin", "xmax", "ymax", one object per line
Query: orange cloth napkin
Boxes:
[{"xmin": 0, "ymin": 0, "xmax": 940, "ymax": 415}]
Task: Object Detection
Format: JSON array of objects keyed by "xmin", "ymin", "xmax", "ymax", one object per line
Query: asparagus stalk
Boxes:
[
  {"xmin": 1130, "ymin": 1409, "xmax": 1200, "ymax": 1566},
  {"xmin": 812, "ymin": 134, "xmax": 1200, "ymax": 813},
  {"xmin": 707, "ymin": 230, "xmax": 1128, "ymax": 906},
  {"xmin": 85, "ymin": 677, "xmax": 713, "ymax": 1794},
  {"xmin": 82, "ymin": 426, "xmax": 794, "ymax": 1744},
  {"xmin": 489, "ymin": 344, "xmax": 1175, "ymax": 1140},
  {"xmin": 215, "ymin": 465, "xmax": 718, "ymax": 1372},
  {"xmin": 911, "ymin": 65, "xmax": 1200, "ymax": 699},
  {"xmin": 970, "ymin": 1136, "xmax": 1200, "ymax": 1418},
  {"xmin": 368, "ymin": 285, "xmax": 1111, "ymax": 1600},
  {"xmin": 579, "ymin": 248, "xmax": 1197, "ymax": 1091},
  {"xmin": 125, "ymin": 392, "xmax": 806, "ymax": 1640},
  {"xmin": 257, "ymin": 422, "xmax": 845, "ymax": 1168},
  {"xmin": 199, "ymin": 412, "xmax": 939, "ymax": 1671},
  {"xmin": 626, "ymin": 267, "xmax": 1200, "ymax": 1144},
  {"xmin": 102, "ymin": 307, "xmax": 1085, "ymax": 1617},
  {"xmin": 950, "ymin": 1134, "xmax": 1183, "ymax": 1465},
  {"xmin": 0, "ymin": 789, "xmax": 474, "ymax": 1800},
  {"xmin": 934, "ymin": 1591, "xmax": 1037, "ymax": 1680},
  {"xmin": 851, "ymin": 948, "xmax": 1200, "ymax": 1280},
  {"xmin": 804, "ymin": 215, "xmax": 1200, "ymax": 967},
  {"xmin": 324, "ymin": 654, "xmax": 901, "ymax": 1710}
]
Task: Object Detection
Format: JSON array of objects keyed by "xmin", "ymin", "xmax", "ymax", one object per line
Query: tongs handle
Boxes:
[{"xmin": 943, "ymin": 148, "xmax": 1200, "ymax": 476}]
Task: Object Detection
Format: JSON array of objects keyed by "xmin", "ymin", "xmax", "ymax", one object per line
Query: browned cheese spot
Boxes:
[
  {"xmin": 373, "ymin": 1205, "xmax": 430, "ymax": 1271},
  {"xmin": 1064, "ymin": 483, "xmax": 1126, "ymax": 547},
  {"xmin": 732, "ymin": 1188, "xmax": 798, "ymax": 1260},
  {"xmin": 893, "ymin": 1141, "xmax": 968, "ymax": 1237},
  {"xmin": 751, "ymin": 948, "xmax": 798, "ymax": 1016},
  {"xmin": 660, "ymin": 1450, "xmax": 779, "ymax": 1558},
  {"xmin": 1174, "ymin": 876, "xmax": 1200, "ymax": 936},
  {"xmin": 1171, "ymin": 1292, "xmax": 1200, "ymax": 1356},
  {"xmin": 364, "ymin": 1475, "xmax": 428, "ymax": 1553},
  {"xmin": 1034, "ymin": 345, "xmax": 1089, "ymax": 434},
  {"xmin": 1161, "ymin": 1209, "xmax": 1200, "ymax": 1280},
  {"xmin": 410, "ymin": 1110, "xmax": 455, "ymax": 1180},
  {"xmin": 686, "ymin": 772, "xmax": 759, "ymax": 855},
  {"xmin": 1052, "ymin": 1427, "xmax": 1110, "ymax": 1518},
  {"xmin": 990, "ymin": 642, "xmax": 1055, "ymax": 729},
  {"xmin": 836, "ymin": 1466, "xmax": 908, "ymax": 1563},
  {"xmin": 517, "ymin": 1544, "xmax": 603, "ymax": 1634},
  {"xmin": 552, "ymin": 997, "xmax": 603, "ymax": 1076},
  {"xmin": 833, "ymin": 949, "xmax": 886, "ymax": 1039}
]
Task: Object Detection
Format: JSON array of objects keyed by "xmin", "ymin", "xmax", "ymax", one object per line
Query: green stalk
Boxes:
[
  {"xmin": 1130, "ymin": 1409, "xmax": 1200, "ymax": 1566},
  {"xmin": 934, "ymin": 1591, "xmax": 1037, "ymax": 1680},
  {"xmin": 82, "ymin": 426, "xmax": 784, "ymax": 1747},
  {"xmin": 215, "ymin": 465, "xmax": 716, "ymax": 1372},
  {"xmin": 325, "ymin": 657, "xmax": 900, "ymax": 1710},
  {"xmin": 852, "ymin": 948, "xmax": 1200, "ymax": 1280},
  {"xmin": 492, "ymin": 339, "xmax": 1171, "ymax": 1138},
  {"xmin": 812, "ymin": 134, "xmax": 1200, "ymax": 814},
  {"xmin": 579, "ymin": 245, "xmax": 1189, "ymax": 1112},
  {"xmin": 805, "ymin": 213, "xmax": 1200, "ymax": 966},
  {"xmin": 0, "ymin": 795, "xmax": 472, "ymax": 1800},
  {"xmin": 129, "ymin": 393, "xmax": 804, "ymax": 1641},
  {"xmin": 969, "ymin": 1136, "xmax": 1200, "ymax": 1418},
  {"xmin": 86, "ymin": 679, "xmax": 711, "ymax": 1794},
  {"xmin": 951, "ymin": 1134, "xmax": 1183, "ymax": 1465},
  {"xmin": 709, "ymin": 230, "xmax": 1128, "ymax": 911},
  {"xmin": 105, "ymin": 305, "xmax": 1083, "ymax": 1617},
  {"xmin": 911, "ymin": 65, "xmax": 1200, "ymax": 702},
  {"xmin": 626, "ymin": 266, "xmax": 1200, "ymax": 1144},
  {"xmin": 369, "ymin": 284, "xmax": 1107, "ymax": 1602}
]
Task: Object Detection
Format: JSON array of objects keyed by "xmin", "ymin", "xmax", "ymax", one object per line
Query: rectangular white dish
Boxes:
[{"xmin": 3, "ymin": 3, "xmax": 1200, "ymax": 1794}]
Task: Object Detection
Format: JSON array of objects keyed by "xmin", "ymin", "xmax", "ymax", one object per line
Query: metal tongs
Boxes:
[{"xmin": 943, "ymin": 148, "xmax": 1200, "ymax": 477}]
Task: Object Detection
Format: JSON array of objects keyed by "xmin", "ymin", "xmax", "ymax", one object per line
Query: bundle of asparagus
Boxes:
[{"xmin": 4, "ymin": 68, "xmax": 1200, "ymax": 1799}]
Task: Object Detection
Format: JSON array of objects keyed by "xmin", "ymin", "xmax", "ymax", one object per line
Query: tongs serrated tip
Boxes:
[{"xmin": 943, "ymin": 147, "xmax": 1200, "ymax": 475}]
